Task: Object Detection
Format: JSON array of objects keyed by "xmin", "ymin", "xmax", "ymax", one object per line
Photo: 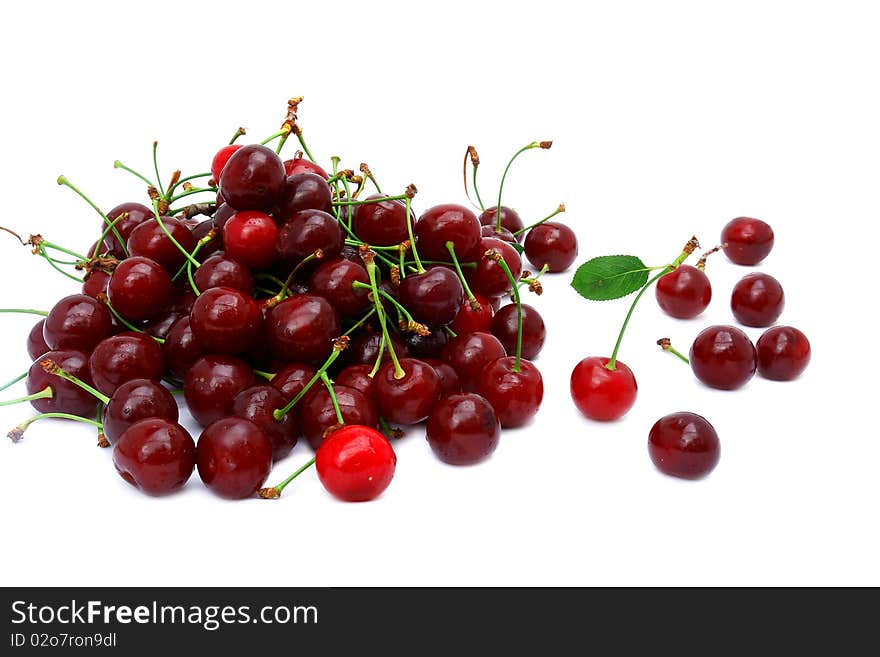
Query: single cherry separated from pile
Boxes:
[{"xmin": 1, "ymin": 97, "xmax": 581, "ymax": 501}]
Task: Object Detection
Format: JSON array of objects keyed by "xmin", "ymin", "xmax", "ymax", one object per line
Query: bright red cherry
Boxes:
[
  {"xmin": 721, "ymin": 217, "xmax": 774, "ymax": 265},
  {"xmin": 316, "ymin": 425, "xmax": 396, "ymax": 502},
  {"xmin": 648, "ymin": 412, "xmax": 720, "ymax": 479},
  {"xmin": 570, "ymin": 357, "xmax": 637, "ymax": 421},
  {"xmin": 222, "ymin": 211, "xmax": 278, "ymax": 271},
  {"xmin": 197, "ymin": 417, "xmax": 273, "ymax": 499},
  {"xmin": 475, "ymin": 356, "xmax": 543, "ymax": 428},
  {"xmin": 218, "ymin": 144, "xmax": 286, "ymax": 212},
  {"xmin": 88, "ymin": 332, "xmax": 165, "ymax": 396},
  {"xmin": 655, "ymin": 265, "xmax": 712, "ymax": 319},
  {"xmin": 284, "ymin": 155, "xmax": 329, "ymax": 179},
  {"xmin": 373, "ymin": 358, "xmax": 441, "ymax": 424},
  {"xmin": 113, "ymin": 418, "xmax": 196, "ymax": 495},
  {"xmin": 756, "ymin": 326, "xmax": 811, "ymax": 381},
  {"xmin": 210, "ymin": 144, "xmax": 243, "ymax": 181},
  {"xmin": 415, "ymin": 204, "xmax": 481, "ymax": 261},
  {"xmin": 731, "ymin": 273, "xmax": 785, "ymax": 327},
  {"xmin": 107, "ymin": 256, "xmax": 173, "ymax": 322},
  {"xmin": 426, "ymin": 393, "xmax": 500, "ymax": 465},
  {"xmin": 449, "ymin": 293, "xmax": 495, "ymax": 336},
  {"xmin": 523, "ymin": 222, "xmax": 578, "ymax": 272},
  {"xmin": 689, "ymin": 325, "xmax": 757, "ymax": 390},
  {"xmin": 101, "ymin": 378, "xmax": 179, "ymax": 444},
  {"xmin": 352, "ymin": 194, "xmax": 414, "ymax": 246},
  {"xmin": 491, "ymin": 303, "xmax": 545, "ymax": 360},
  {"xmin": 43, "ymin": 294, "xmax": 113, "ymax": 352},
  {"xmin": 189, "ymin": 286, "xmax": 262, "ymax": 355}
]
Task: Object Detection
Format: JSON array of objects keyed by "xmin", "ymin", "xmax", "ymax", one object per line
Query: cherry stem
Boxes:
[
  {"xmin": 253, "ymin": 370, "xmax": 275, "ymax": 381},
  {"xmin": 40, "ymin": 359, "xmax": 109, "ymax": 404},
  {"xmin": 320, "ymin": 372, "xmax": 345, "ymax": 425},
  {"xmin": 35, "ymin": 247, "xmax": 83, "ymax": 283},
  {"xmin": 333, "ymin": 194, "xmax": 407, "ymax": 207},
  {"xmin": 272, "ymin": 338, "xmax": 349, "ymax": 420},
  {"xmin": 0, "ymin": 386, "xmax": 53, "ymax": 407},
  {"xmin": 360, "ymin": 163, "xmax": 382, "ymax": 194},
  {"xmin": 113, "ymin": 160, "xmax": 157, "ymax": 189},
  {"xmin": 296, "ymin": 131, "xmax": 317, "ymax": 164},
  {"xmin": 518, "ymin": 264, "xmax": 550, "ymax": 290},
  {"xmin": 260, "ymin": 127, "xmax": 291, "ymax": 146},
  {"xmin": 606, "ymin": 237, "xmax": 699, "ymax": 371},
  {"xmin": 368, "ymin": 336, "xmax": 387, "ymax": 378},
  {"xmin": 512, "ymin": 203, "xmax": 566, "ymax": 236},
  {"xmin": 168, "ymin": 172, "xmax": 213, "ymax": 198},
  {"xmin": 0, "ymin": 371, "xmax": 28, "ymax": 393},
  {"xmin": 696, "ymin": 244, "xmax": 724, "ymax": 271},
  {"xmin": 173, "ymin": 228, "xmax": 216, "ymax": 282},
  {"xmin": 403, "ymin": 193, "xmax": 423, "ymax": 273},
  {"xmin": 229, "ymin": 127, "xmax": 246, "ymax": 145},
  {"xmin": 352, "ymin": 282, "xmax": 424, "ymax": 333},
  {"xmin": 445, "ymin": 242, "xmax": 479, "ymax": 307},
  {"xmin": 489, "ymin": 251, "xmax": 523, "ymax": 371},
  {"xmin": 378, "ymin": 416, "xmax": 404, "ymax": 440},
  {"xmin": 150, "ymin": 200, "xmax": 201, "ymax": 269},
  {"xmin": 258, "ymin": 456, "xmax": 316, "ymax": 498},
  {"xmin": 274, "ymin": 250, "xmax": 324, "ymax": 302},
  {"xmin": 36, "ymin": 239, "xmax": 88, "ymax": 262},
  {"xmin": 167, "ymin": 187, "xmax": 216, "ymax": 205},
  {"xmin": 9, "ymin": 412, "xmax": 103, "ymax": 443},
  {"xmin": 364, "ymin": 254, "xmax": 404, "ymax": 379},
  {"xmin": 343, "ymin": 308, "xmax": 377, "ymax": 337},
  {"xmin": 338, "ymin": 221, "xmax": 400, "ymax": 271},
  {"xmin": 495, "ymin": 141, "xmax": 552, "ymax": 232},
  {"xmin": 463, "ymin": 146, "xmax": 485, "ymax": 212},
  {"xmin": 0, "ymin": 309, "xmax": 48, "ymax": 317},
  {"xmin": 657, "ymin": 338, "xmax": 690, "ymax": 365},
  {"xmin": 94, "ymin": 212, "xmax": 129, "ymax": 258},
  {"xmin": 97, "ymin": 294, "xmax": 164, "ymax": 343},
  {"xmin": 57, "ymin": 176, "xmax": 128, "ymax": 255},
  {"xmin": 151, "ymin": 142, "xmax": 166, "ymax": 197}
]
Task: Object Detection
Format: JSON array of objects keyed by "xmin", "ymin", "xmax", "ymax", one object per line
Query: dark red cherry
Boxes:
[
  {"xmin": 307, "ymin": 258, "xmax": 370, "ymax": 318},
  {"xmin": 426, "ymin": 392, "xmax": 500, "ymax": 465},
  {"xmin": 468, "ymin": 237, "xmax": 523, "ymax": 297},
  {"xmin": 316, "ymin": 425, "xmax": 396, "ymax": 502},
  {"xmin": 103, "ymin": 202, "xmax": 154, "ymax": 258},
  {"xmin": 648, "ymin": 412, "xmax": 720, "ymax": 479},
  {"xmin": 422, "ymin": 358, "xmax": 462, "ymax": 395},
  {"xmin": 193, "ymin": 253, "xmax": 254, "ymax": 295},
  {"xmin": 655, "ymin": 265, "xmax": 712, "ymax": 319},
  {"xmin": 163, "ymin": 316, "xmax": 205, "ymax": 382},
  {"xmin": 212, "ymin": 202, "xmax": 236, "ymax": 231},
  {"xmin": 197, "ymin": 417, "xmax": 273, "ymax": 499},
  {"xmin": 88, "ymin": 332, "xmax": 164, "ymax": 396},
  {"xmin": 398, "ymin": 266, "xmax": 463, "ymax": 327},
  {"xmin": 210, "ymin": 144, "xmax": 243, "ymax": 181},
  {"xmin": 232, "ymin": 385, "xmax": 299, "ymax": 461},
  {"xmin": 721, "ymin": 217, "xmax": 774, "ymax": 265},
  {"xmin": 689, "ymin": 325, "xmax": 757, "ymax": 390},
  {"xmin": 335, "ymin": 364, "xmax": 375, "ymax": 398},
  {"xmin": 27, "ymin": 350, "xmax": 99, "ymax": 417},
  {"xmin": 570, "ymin": 357, "xmax": 637, "ymax": 421},
  {"xmin": 144, "ymin": 309, "xmax": 182, "ymax": 341},
  {"xmin": 524, "ymin": 222, "xmax": 578, "ymax": 273},
  {"xmin": 43, "ymin": 294, "xmax": 113, "ymax": 352},
  {"xmin": 183, "ymin": 355, "xmax": 255, "ymax": 426},
  {"xmin": 108, "ymin": 256, "xmax": 173, "ymax": 322},
  {"xmin": 491, "ymin": 303, "xmax": 545, "ymax": 360},
  {"xmin": 441, "ymin": 331, "xmax": 506, "ymax": 391},
  {"xmin": 731, "ymin": 273, "xmax": 785, "ymax": 327},
  {"xmin": 373, "ymin": 358, "xmax": 441, "ymax": 424},
  {"xmin": 275, "ymin": 172, "xmax": 333, "ymax": 219},
  {"xmin": 343, "ymin": 330, "xmax": 408, "ymax": 367},
  {"xmin": 101, "ymin": 378, "xmax": 179, "ymax": 444},
  {"xmin": 756, "ymin": 326, "xmax": 811, "ymax": 381},
  {"xmin": 126, "ymin": 217, "xmax": 196, "ymax": 273},
  {"xmin": 415, "ymin": 204, "xmax": 481, "ymax": 261},
  {"xmin": 449, "ymin": 293, "xmax": 495, "ymax": 336},
  {"xmin": 298, "ymin": 384, "xmax": 378, "ymax": 450},
  {"xmin": 479, "ymin": 206, "xmax": 524, "ymax": 239},
  {"xmin": 474, "ymin": 357, "xmax": 543, "ymax": 428},
  {"xmin": 352, "ymin": 194, "xmax": 415, "ymax": 246},
  {"xmin": 82, "ymin": 269, "xmax": 111, "ymax": 299},
  {"xmin": 218, "ymin": 144, "xmax": 286, "ymax": 212},
  {"xmin": 27, "ymin": 319, "xmax": 50, "ymax": 360},
  {"xmin": 270, "ymin": 362, "xmax": 318, "ymax": 402},
  {"xmin": 403, "ymin": 327, "xmax": 448, "ymax": 359},
  {"xmin": 480, "ymin": 224, "xmax": 516, "ymax": 242},
  {"xmin": 284, "ymin": 156, "xmax": 329, "ymax": 179},
  {"xmin": 113, "ymin": 418, "xmax": 195, "ymax": 495},
  {"xmin": 189, "ymin": 286, "xmax": 262, "ymax": 355},
  {"xmin": 266, "ymin": 295, "xmax": 340, "ymax": 364},
  {"xmin": 277, "ymin": 209, "xmax": 343, "ymax": 263},
  {"xmin": 222, "ymin": 211, "xmax": 278, "ymax": 271}
]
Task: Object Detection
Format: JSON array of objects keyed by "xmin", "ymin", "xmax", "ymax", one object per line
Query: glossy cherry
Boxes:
[
  {"xmin": 480, "ymin": 224, "xmax": 516, "ymax": 242},
  {"xmin": 730, "ymin": 273, "xmax": 785, "ymax": 327},
  {"xmin": 441, "ymin": 331, "xmax": 507, "ymax": 391},
  {"xmin": 335, "ymin": 364, "xmax": 375, "ymax": 398},
  {"xmin": 218, "ymin": 144, "xmax": 286, "ymax": 212},
  {"xmin": 210, "ymin": 144, "xmax": 243, "ymax": 181},
  {"xmin": 298, "ymin": 384, "xmax": 379, "ymax": 450},
  {"xmin": 103, "ymin": 202, "xmax": 154, "ymax": 258},
  {"xmin": 82, "ymin": 269, "xmax": 111, "ymax": 299},
  {"xmin": 352, "ymin": 194, "xmax": 414, "ymax": 246},
  {"xmin": 27, "ymin": 319, "xmax": 50, "ymax": 360},
  {"xmin": 398, "ymin": 266, "xmax": 464, "ymax": 327},
  {"xmin": 197, "ymin": 417, "xmax": 273, "ymax": 499},
  {"xmin": 26, "ymin": 350, "xmax": 99, "ymax": 417},
  {"xmin": 183, "ymin": 355, "xmax": 255, "ymax": 426},
  {"xmin": 524, "ymin": 222, "xmax": 578, "ymax": 273},
  {"xmin": 277, "ymin": 209, "xmax": 343, "ymax": 263},
  {"xmin": 88, "ymin": 332, "xmax": 165, "ymax": 396},
  {"xmin": 189, "ymin": 286, "xmax": 262, "ymax": 355},
  {"xmin": 162, "ymin": 316, "xmax": 205, "ymax": 382},
  {"xmin": 422, "ymin": 358, "xmax": 462, "ymax": 395},
  {"xmin": 689, "ymin": 325, "xmax": 757, "ymax": 390},
  {"xmin": 222, "ymin": 211, "xmax": 278, "ymax": 271},
  {"xmin": 316, "ymin": 425, "xmax": 396, "ymax": 502},
  {"xmin": 126, "ymin": 217, "xmax": 196, "ymax": 273},
  {"xmin": 189, "ymin": 220, "xmax": 223, "ymax": 262},
  {"xmin": 373, "ymin": 358, "xmax": 441, "ymax": 424},
  {"xmin": 449, "ymin": 293, "xmax": 495, "ymax": 336},
  {"xmin": 468, "ymin": 237, "xmax": 523, "ymax": 297},
  {"xmin": 43, "ymin": 294, "xmax": 113, "ymax": 352},
  {"xmin": 232, "ymin": 385, "xmax": 299, "ymax": 461},
  {"xmin": 270, "ymin": 362, "xmax": 318, "ymax": 402},
  {"xmin": 193, "ymin": 253, "xmax": 254, "ymax": 295},
  {"xmin": 275, "ymin": 172, "xmax": 333, "ymax": 219},
  {"xmin": 266, "ymin": 295, "xmax": 340, "ymax": 364},
  {"xmin": 113, "ymin": 418, "xmax": 196, "ymax": 495},
  {"xmin": 721, "ymin": 217, "xmax": 774, "ymax": 265},
  {"xmin": 648, "ymin": 412, "xmax": 720, "ymax": 479},
  {"xmin": 343, "ymin": 329, "xmax": 408, "ymax": 367},
  {"xmin": 491, "ymin": 303, "xmax": 545, "ymax": 360},
  {"xmin": 212, "ymin": 202, "xmax": 236, "ymax": 231},
  {"xmin": 570, "ymin": 357, "xmax": 637, "ymax": 422},
  {"xmin": 426, "ymin": 393, "xmax": 500, "ymax": 465},
  {"xmin": 479, "ymin": 206, "xmax": 524, "ymax": 239},
  {"xmin": 403, "ymin": 327, "xmax": 448, "ymax": 359},
  {"xmin": 101, "ymin": 378, "xmax": 179, "ymax": 444},
  {"xmin": 475, "ymin": 356, "xmax": 543, "ymax": 428},
  {"xmin": 655, "ymin": 265, "xmax": 712, "ymax": 319},
  {"xmin": 307, "ymin": 258, "xmax": 370, "ymax": 318},
  {"xmin": 756, "ymin": 326, "xmax": 811, "ymax": 381},
  {"xmin": 415, "ymin": 204, "xmax": 481, "ymax": 261},
  {"xmin": 284, "ymin": 156, "xmax": 329, "ymax": 179},
  {"xmin": 107, "ymin": 256, "xmax": 173, "ymax": 322}
]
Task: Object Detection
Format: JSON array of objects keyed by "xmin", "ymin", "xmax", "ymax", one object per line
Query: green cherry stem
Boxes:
[
  {"xmin": 0, "ymin": 386, "xmax": 52, "ymax": 407},
  {"xmin": 167, "ymin": 172, "xmax": 213, "ymax": 197},
  {"xmin": 518, "ymin": 264, "xmax": 550, "ymax": 291},
  {"xmin": 445, "ymin": 242, "xmax": 479, "ymax": 308},
  {"xmin": 258, "ymin": 456, "xmax": 316, "ymax": 499},
  {"xmin": 173, "ymin": 228, "xmax": 217, "ymax": 282},
  {"xmin": 150, "ymin": 200, "xmax": 201, "ymax": 269},
  {"xmin": 8, "ymin": 412, "xmax": 103, "ymax": 443},
  {"xmin": 113, "ymin": 160, "xmax": 158, "ymax": 189},
  {"xmin": 320, "ymin": 372, "xmax": 345, "ymax": 425},
  {"xmin": 0, "ymin": 309, "xmax": 48, "ymax": 317},
  {"xmin": 368, "ymin": 336, "xmax": 387, "ymax": 378},
  {"xmin": 272, "ymin": 337, "xmax": 350, "ymax": 420},
  {"xmin": 229, "ymin": 127, "xmax": 247, "ymax": 145},
  {"xmin": 96, "ymin": 294, "xmax": 164, "ymax": 343},
  {"xmin": 343, "ymin": 308, "xmax": 377, "ymax": 337},
  {"xmin": 56, "ymin": 176, "xmax": 127, "ymax": 255},
  {"xmin": 494, "ymin": 141, "xmax": 552, "ymax": 232},
  {"xmin": 463, "ymin": 146, "xmax": 485, "ymax": 212},
  {"xmin": 488, "ymin": 251, "xmax": 523, "ymax": 372},
  {"xmin": 351, "ymin": 282, "xmax": 425, "ymax": 334},
  {"xmin": 512, "ymin": 203, "xmax": 566, "ymax": 236},
  {"xmin": 606, "ymin": 237, "xmax": 699, "ymax": 372},
  {"xmin": 40, "ymin": 359, "xmax": 109, "ymax": 404},
  {"xmin": 152, "ymin": 142, "xmax": 165, "ymax": 197},
  {"xmin": 402, "ymin": 186, "xmax": 423, "ymax": 273},
  {"xmin": 93, "ymin": 212, "xmax": 129, "ymax": 258},
  {"xmin": 36, "ymin": 247, "xmax": 83, "ymax": 283},
  {"xmin": 364, "ymin": 252, "xmax": 404, "ymax": 379},
  {"xmin": 253, "ymin": 369, "xmax": 275, "ymax": 381},
  {"xmin": 0, "ymin": 371, "xmax": 28, "ymax": 393},
  {"xmin": 260, "ymin": 127, "xmax": 291, "ymax": 146},
  {"xmin": 657, "ymin": 338, "xmax": 690, "ymax": 365},
  {"xmin": 167, "ymin": 187, "xmax": 216, "ymax": 206}
]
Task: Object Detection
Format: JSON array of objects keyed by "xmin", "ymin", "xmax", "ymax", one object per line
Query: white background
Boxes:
[{"xmin": 1, "ymin": 1, "xmax": 877, "ymax": 586}]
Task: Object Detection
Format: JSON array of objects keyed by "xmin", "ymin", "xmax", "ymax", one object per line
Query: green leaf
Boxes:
[
  {"xmin": 508, "ymin": 241, "xmax": 525, "ymax": 255},
  {"xmin": 570, "ymin": 255, "xmax": 650, "ymax": 301}
]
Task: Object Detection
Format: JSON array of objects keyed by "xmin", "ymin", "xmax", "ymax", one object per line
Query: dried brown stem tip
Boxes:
[
  {"xmin": 258, "ymin": 487, "xmax": 280, "ymax": 499},
  {"xmin": 147, "ymin": 186, "xmax": 160, "ymax": 201},
  {"xmin": 359, "ymin": 163, "xmax": 372, "ymax": 176},
  {"xmin": 657, "ymin": 338, "xmax": 672, "ymax": 350},
  {"xmin": 182, "ymin": 182, "xmax": 193, "ymax": 192},
  {"xmin": 528, "ymin": 280, "xmax": 543, "ymax": 295},
  {"xmin": 484, "ymin": 249, "xmax": 502, "ymax": 263},
  {"xmin": 539, "ymin": 141, "xmax": 553, "ymax": 149},
  {"xmin": 97, "ymin": 434, "xmax": 110, "ymax": 448},
  {"xmin": 405, "ymin": 184, "xmax": 418, "ymax": 199},
  {"xmin": 8, "ymin": 427, "xmax": 24, "ymax": 443},
  {"xmin": 280, "ymin": 96, "xmax": 304, "ymax": 134},
  {"xmin": 332, "ymin": 335, "xmax": 351, "ymax": 352},
  {"xmin": 0, "ymin": 226, "xmax": 27, "ymax": 245},
  {"xmin": 178, "ymin": 203, "xmax": 216, "ymax": 220},
  {"xmin": 40, "ymin": 358, "xmax": 61, "ymax": 375},
  {"xmin": 390, "ymin": 265, "xmax": 401, "ymax": 288},
  {"xmin": 468, "ymin": 298, "xmax": 483, "ymax": 312},
  {"xmin": 467, "ymin": 146, "xmax": 480, "ymax": 166},
  {"xmin": 682, "ymin": 236, "xmax": 700, "ymax": 255},
  {"xmin": 695, "ymin": 244, "xmax": 724, "ymax": 270},
  {"xmin": 408, "ymin": 321, "xmax": 431, "ymax": 337},
  {"xmin": 169, "ymin": 170, "xmax": 181, "ymax": 189},
  {"xmin": 557, "ymin": 203, "xmax": 566, "ymax": 213}
]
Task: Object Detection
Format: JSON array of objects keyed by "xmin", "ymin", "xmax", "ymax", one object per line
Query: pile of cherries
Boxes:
[
  {"xmin": 569, "ymin": 216, "xmax": 811, "ymax": 480},
  {"xmin": 2, "ymin": 102, "xmax": 579, "ymax": 502}
]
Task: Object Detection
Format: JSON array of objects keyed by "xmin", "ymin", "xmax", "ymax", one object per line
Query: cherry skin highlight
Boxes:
[
  {"xmin": 689, "ymin": 325, "xmax": 757, "ymax": 390},
  {"xmin": 113, "ymin": 418, "xmax": 196, "ymax": 495},
  {"xmin": 102, "ymin": 378, "xmax": 179, "ymax": 444},
  {"xmin": 648, "ymin": 412, "xmax": 720, "ymax": 479},
  {"xmin": 43, "ymin": 294, "xmax": 113, "ymax": 352},
  {"xmin": 222, "ymin": 211, "xmax": 278, "ymax": 271},
  {"xmin": 88, "ymin": 332, "xmax": 165, "ymax": 396},
  {"xmin": 756, "ymin": 326, "xmax": 811, "ymax": 381},
  {"xmin": 570, "ymin": 357, "xmax": 638, "ymax": 422},
  {"xmin": 721, "ymin": 217, "xmax": 774, "ymax": 265},
  {"xmin": 284, "ymin": 156, "xmax": 329, "ymax": 179},
  {"xmin": 197, "ymin": 417, "xmax": 273, "ymax": 499},
  {"xmin": 426, "ymin": 393, "xmax": 500, "ymax": 465},
  {"xmin": 107, "ymin": 256, "xmax": 173, "ymax": 322},
  {"xmin": 316, "ymin": 425, "xmax": 396, "ymax": 502},
  {"xmin": 655, "ymin": 265, "xmax": 712, "ymax": 319},
  {"xmin": 524, "ymin": 222, "xmax": 578, "ymax": 272},
  {"xmin": 730, "ymin": 272, "xmax": 785, "ymax": 327},
  {"xmin": 475, "ymin": 356, "xmax": 543, "ymax": 428}
]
